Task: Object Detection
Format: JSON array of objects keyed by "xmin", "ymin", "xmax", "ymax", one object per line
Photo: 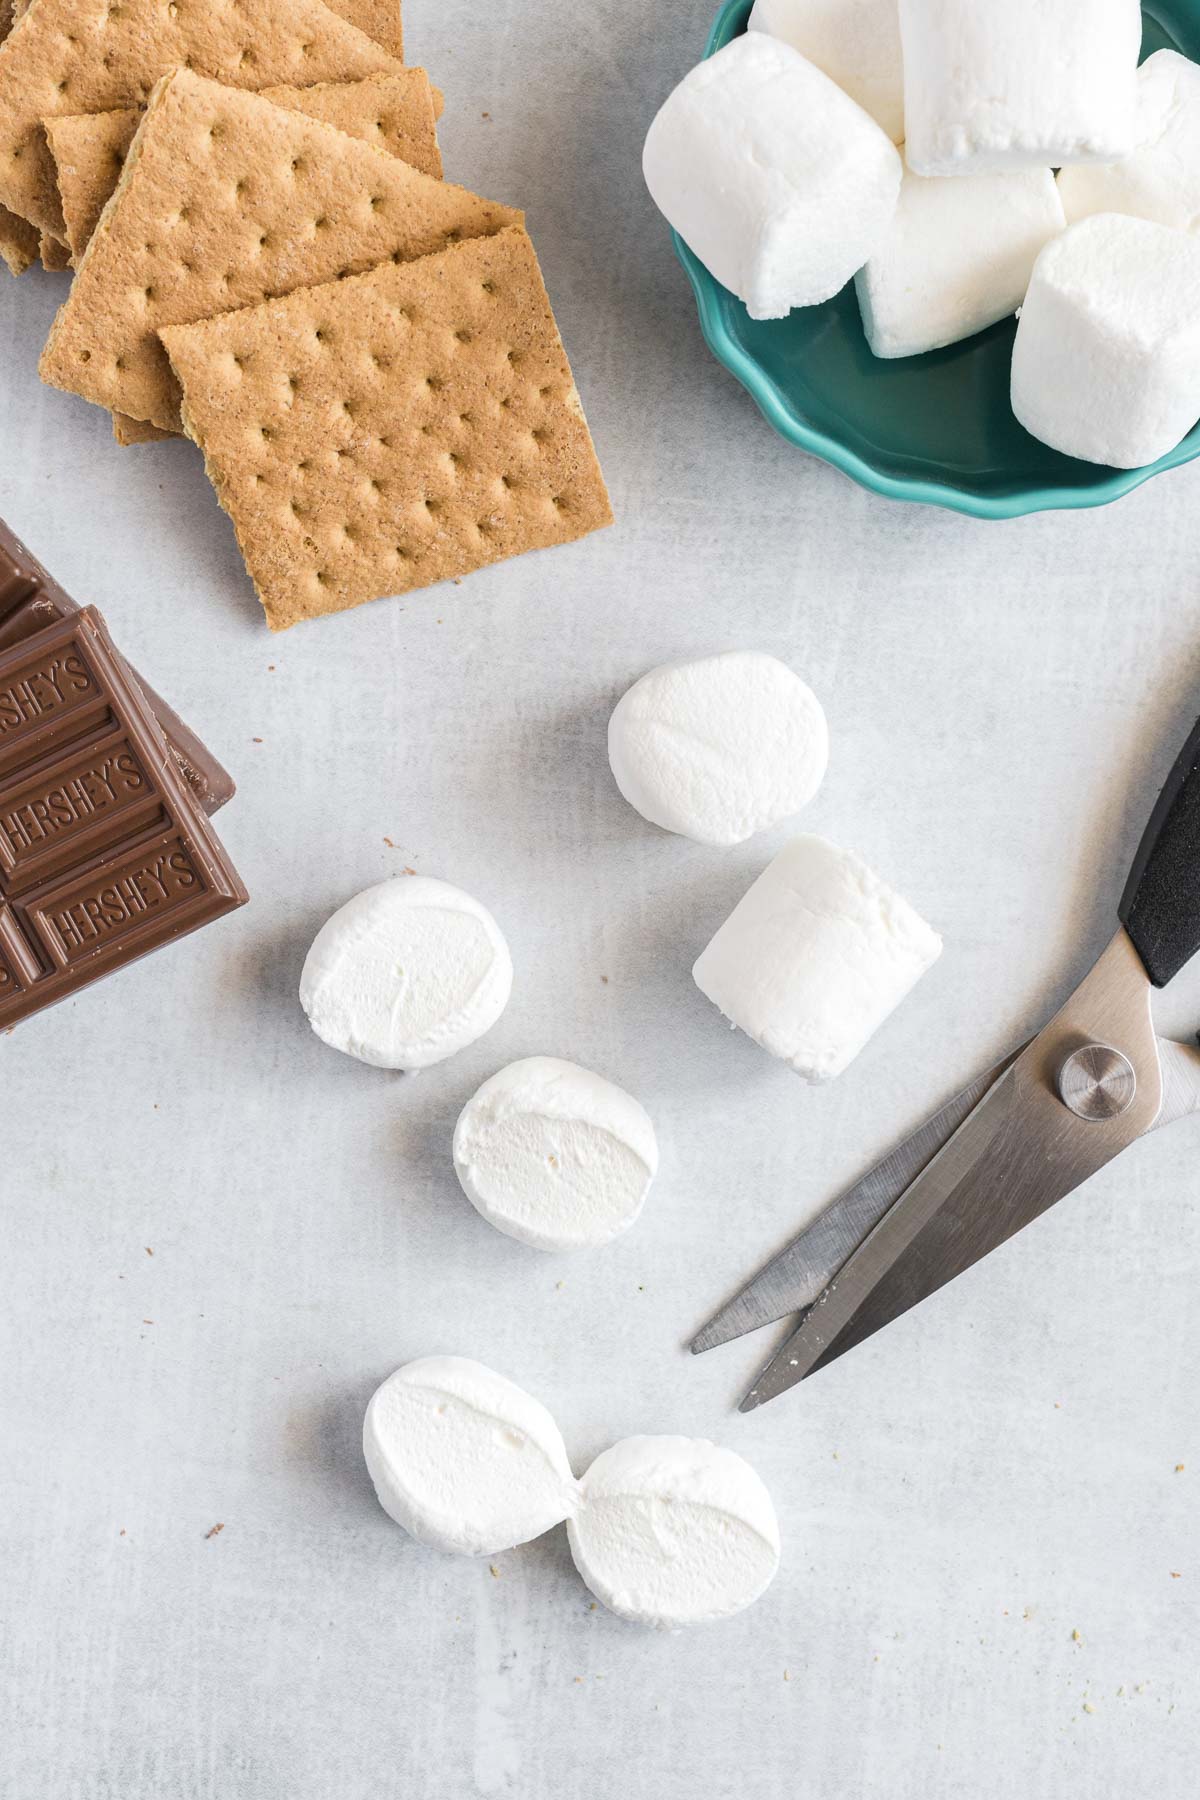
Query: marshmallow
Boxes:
[
  {"xmin": 855, "ymin": 161, "xmax": 1065, "ymax": 358},
  {"xmin": 363, "ymin": 1357, "xmax": 579, "ymax": 1557},
  {"xmin": 453, "ymin": 1058, "xmax": 659, "ymax": 1253},
  {"xmin": 749, "ymin": 0, "xmax": 905, "ymax": 142},
  {"xmin": 1011, "ymin": 213, "xmax": 1200, "ymax": 469},
  {"xmin": 693, "ymin": 834, "xmax": 942, "ymax": 1082},
  {"xmin": 567, "ymin": 1437, "xmax": 781, "ymax": 1630},
  {"xmin": 899, "ymin": 0, "xmax": 1142, "ymax": 177},
  {"xmin": 299, "ymin": 876, "xmax": 512, "ymax": 1071},
  {"xmin": 1059, "ymin": 51, "xmax": 1200, "ymax": 234},
  {"xmin": 642, "ymin": 33, "xmax": 902, "ymax": 319},
  {"xmin": 608, "ymin": 652, "xmax": 828, "ymax": 846}
]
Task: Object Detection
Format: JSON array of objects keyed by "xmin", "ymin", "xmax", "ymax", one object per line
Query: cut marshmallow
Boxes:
[
  {"xmin": 299, "ymin": 876, "xmax": 512, "ymax": 1071},
  {"xmin": 1011, "ymin": 213, "xmax": 1200, "ymax": 468},
  {"xmin": 855, "ymin": 160, "xmax": 1065, "ymax": 358},
  {"xmin": 453, "ymin": 1058, "xmax": 658, "ymax": 1253},
  {"xmin": 642, "ymin": 33, "xmax": 902, "ymax": 319},
  {"xmin": 363, "ymin": 1357, "xmax": 579, "ymax": 1557},
  {"xmin": 1059, "ymin": 51, "xmax": 1200, "ymax": 234},
  {"xmin": 693, "ymin": 834, "xmax": 942, "ymax": 1082},
  {"xmin": 567, "ymin": 1436, "xmax": 781, "ymax": 1630},
  {"xmin": 608, "ymin": 651, "xmax": 828, "ymax": 846},
  {"xmin": 899, "ymin": 0, "xmax": 1142, "ymax": 177},
  {"xmin": 749, "ymin": 0, "xmax": 905, "ymax": 142}
]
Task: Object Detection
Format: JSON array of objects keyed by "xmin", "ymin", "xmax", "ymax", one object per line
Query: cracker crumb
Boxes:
[
  {"xmin": 1170, "ymin": 1570, "xmax": 1182, "ymax": 1578},
  {"xmin": 145, "ymin": 1247, "xmax": 153, "ymax": 1256},
  {"xmin": 403, "ymin": 866, "xmax": 417, "ymax": 876},
  {"xmin": 1083, "ymin": 1702, "xmax": 1095, "ymax": 1716},
  {"xmin": 1071, "ymin": 1628, "xmax": 1083, "ymax": 1644},
  {"xmin": 384, "ymin": 836, "xmax": 397, "ymax": 848},
  {"xmin": 1175, "ymin": 1463, "xmax": 1185, "ymax": 1473},
  {"xmin": 489, "ymin": 1564, "xmax": 500, "ymax": 1578},
  {"xmin": 252, "ymin": 736, "xmax": 263, "ymax": 744},
  {"xmin": 119, "ymin": 1528, "xmax": 126, "ymax": 1537},
  {"xmin": 556, "ymin": 1280, "xmax": 565, "ymax": 1290},
  {"xmin": 205, "ymin": 1523, "xmax": 224, "ymax": 1540},
  {"xmin": 783, "ymin": 1669, "xmax": 790, "ymax": 1681}
]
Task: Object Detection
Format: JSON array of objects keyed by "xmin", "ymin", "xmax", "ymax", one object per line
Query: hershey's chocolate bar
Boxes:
[
  {"xmin": 0, "ymin": 608, "xmax": 246, "ymax": 1029},
  {"xmin": 0, "ymin": 518, "xmax": 233, "ymax": 816}
]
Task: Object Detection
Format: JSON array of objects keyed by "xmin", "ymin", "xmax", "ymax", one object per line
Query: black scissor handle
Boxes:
[{"xmin": 1120, "ymin": 713, "xmax": 1200, "ymax": 989}]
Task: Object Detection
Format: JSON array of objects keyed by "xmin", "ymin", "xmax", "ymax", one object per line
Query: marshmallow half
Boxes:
[
  {"xmin": 643, "ymin": 33, "xmax": 902, "ymax": 319},
  {"xmin": 1058, "ymin": 51, "xmax": 1200, "ymax": 235},
  {"xmin": 608, "ymin": 651, "xmax": 829, "ymax": 846},
  {"xmin": 899, "ymin": 0, "xmax": 1142, "ymax": 177},
  {"xmin": 1011, "ymin": 213, "xmax": 1200, "ymax": 469},
  {"xmin": 363, "ymin": 1357, "xmax": 579, "ymax": 1557},
  {"xmin": 453, "ymin": 1057, "xmax": 659, "ymax": 1253},
  {"xmin": 749, "ymin": 0, "xmax": 905, "ymax": 142},
  {"xmin": 855, "ymin": 161, "xmax": 1065, "ymax": 358},
  {"xmin": 568, "ymin": 1436, "xmax": 781, "ymax": 1630},
  {"xmin": 299, "ymin": 877, "xmax": 513, "ymax": 1071},
  {"xmin": 693, "ymin": 834, "xmax": 942, "ymax": 1082}
]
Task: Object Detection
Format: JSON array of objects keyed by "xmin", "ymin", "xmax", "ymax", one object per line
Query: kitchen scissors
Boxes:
[{"xmin": 694, "ymin": 711, "xmax": 1200, "ymax": 1410}]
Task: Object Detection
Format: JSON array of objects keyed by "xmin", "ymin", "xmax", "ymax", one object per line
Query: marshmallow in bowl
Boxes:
[
  {"xmin": 899, "ymin": 0, "xmax": 1141, "ymax": 177},
  {"xmin": 642, "ymin": 33, "xmax": 902, "ymax": 320},
  {"xmin": 453, "ymin": 1057, "xmax": 659, "ymax": 1252},
  {"xmin": 299, "ymin": 876, "xmax": 512, "ymax": 1070},
  {"xmin": 608, "ymin": 652, "xmax": 828, "ymax": 846},
  {"xmin": 1011, "ymin": 214, "xmax": 1200, "ymax": 469},
  {"xmin": 567, "ymin": 1436, "xmax": 781, "ymax": 1629},
  {"xmin": 855, "ymin": 161, "xmax": 1065, "ymax": 358},
  {"xmin": 693, "ymin": 835, "xmax": 942, "ymax": 1082},
  {"xmin": 749, "ymin": 0, "xmax": 905, "ymax": 142},
  {"xmin": 1058, "ymin": 51, "xmax": 1200, "ymax": 234},
  {"xmin": 363, "ymin": 1357, "xmax": 578, "ymax": 1556}
]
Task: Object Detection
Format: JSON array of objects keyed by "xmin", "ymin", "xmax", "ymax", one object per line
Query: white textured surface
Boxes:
[
  {"xmin": 642, "ymin": 33, "xmax": 901, "ymax": 318},
  {"xmin": 1, "ymin": 2, "xmax": 1200, "ymax": 1796},
  {"xmin": 855, "ymin": 162, "xmax": 1064, "ymax": 360},
  {"xmin": 1059, "ymin": 50, "xmax": 1200, "ymax": 233},
  {"xmin": 607, "ymin": 651, "xmax": 828, "ymax": 844},
  {"xmin": 899, "ymin": 0, "xmax": 1142, "ymax": 176},
  {"xmin": 748, "ymin": 0, "xmax": 905, "ymax": 141},
  {"xmin": 454, "ymin": 1057, "xmax": 658, "ymax": 1252},
  {"xmin": 1011, "ymin": 214, "xmax": 1200, "ymax": 469},
  {"xmin": 568, "ymin": 1435, "xmax": 781, "ymax": 1628}
]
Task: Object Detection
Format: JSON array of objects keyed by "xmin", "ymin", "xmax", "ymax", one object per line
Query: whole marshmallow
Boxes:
[
  {"xmin": 608, "ymin": 652, "xmax": 828, "ymax": 846},
  {"xmin": 643, "ymin": 33, "xmax": 902, "ymax": 319},
  {"xmin": 1059, "ymin": 51, "xmax": 1200, "ymax": 234},
  {"xmin": 1011, "ymin": 213, "xmax": 1200, "ymax": 469},
  {"xmin": 693, "ymin": 834, "xmax": 942, "ymax": 1082},
  {"xmin": 855, "ymin": 162, "xmax": 1065, "ymax": 358},
  {"xmin": 299, "ymin": 877, "xmax": 512, "ymax": 1070},
  {"xmin": 899, "ymin": 0, "xmax": 1142, "ymax": 177},
  {"xmin": 567, "ymin": 1437, "xmax": 781, "ymax": 1630},
  {"xmin": 749, "ymin": 0, "xmax": 905, "ymax": 142},
  {"xmin": 453, "ymin": 1057, "xmax": 659, "ymax": 1252},
  {"xmin": 363, "ymin": 1357, "xmax": 578, "ymax": 1556}
]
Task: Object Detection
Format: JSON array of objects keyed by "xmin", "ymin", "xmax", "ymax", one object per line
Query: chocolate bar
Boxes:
[
  {"xmin": 0, "ymin": 518, "xmax": 233, "ymax": 816},
  {"xmin": 0, "ymin": 607, "xmax": 246, "ymax": 1029}
]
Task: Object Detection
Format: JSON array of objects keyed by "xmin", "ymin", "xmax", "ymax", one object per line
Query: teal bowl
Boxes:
[{"xmin": 675, "ymin": 1, "xmax": 1200, "ymax": 517}]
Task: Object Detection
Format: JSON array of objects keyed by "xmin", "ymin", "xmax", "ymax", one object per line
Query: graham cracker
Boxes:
[
  {"xmin": 161, "ymin": 226, "xmax": 612, "ymax": 631},
  {"xmin": 39, "ymin": 69, "xmax": 519, "ymax": 433},
  {"xmin": 0, "ymin": 0, "xmax": 402, "ymax": 240},
  {"xmin": 47, "ymin": 69, "xmax": 442, "ymax": 265},
  {"xmin": 39, "ymin": 228, "xmax": 70, "ymax": 269},
  {"xmin": 325, "ymin": 0, "xmax": 402, "ymax": 60},
  {"xmin": 113, "ymin": 411, "xmax": 174, "ymax": 445},
  {"xmin": 0, "ymin": 204, "xmax": 37, "ymax": 275}
]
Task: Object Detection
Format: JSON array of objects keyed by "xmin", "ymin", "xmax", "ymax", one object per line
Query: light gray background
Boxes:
[{"xmin": 1, "ymin": 3, "xmax": 1198, "ymax": 1796}]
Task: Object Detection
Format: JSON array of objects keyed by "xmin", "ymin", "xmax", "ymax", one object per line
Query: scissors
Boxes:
[{"xmin": 693, "ymin": 711, "xmax": 1200, "ymax": 1411}]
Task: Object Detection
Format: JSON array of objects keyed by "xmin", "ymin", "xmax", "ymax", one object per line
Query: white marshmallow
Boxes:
[
  {"xmin": 1011, "ymin": 213, "xmax": 1200, "ymax": 469},
  {"xmin": 855, "ymin": 161, "xmax": 1064, "ymax": 358},
  {"xmin": 693, "ymin": 834, "xmax": 942, "ymax": 1082},
  {"xmin": 567, "ymin": 1437, "xmax": 781, "ymax": 1630},
  {"xmin": 453, "ymin": 1058, "xmax": 658, "ymax": 1253},
  {"xmin": 299, "ymin": 876, "xmax": 512, "ymax": 1071},
  {"xmin": 899, "ymin": 0, "xmax": 1142, "ymax": 177},
  {"xmin": 642, "ymin": 33, "xmax": 902, "ymax": 319},
  {"xmin": 1059, "ymin": 51, "xmax": 1200, "ymax": 234},
  {"xmin": 749, "ymin": 0, "xmax": 905, "ymax": 142},
  {"xmin": 363, "ymin": 1357, "xmax": 579, "ymax": 1557},
  {"xmin": 608, "ymin": 652, "xmax": 828, "ymax": 847}
]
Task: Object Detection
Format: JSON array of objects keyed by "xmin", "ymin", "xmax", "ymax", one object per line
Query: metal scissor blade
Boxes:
[
  {"xmin": 741, "ymin": 930, "xmax": 1163, "ymax": 1410},
  {"xmin": 691, "ymin": 1052, "xmax": 1022, "ymax": 1355}
]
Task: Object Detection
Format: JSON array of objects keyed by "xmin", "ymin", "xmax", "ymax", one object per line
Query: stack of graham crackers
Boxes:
[{"xmin": 0, "ymin": 0, "xmax": 612, "ymax": 629}]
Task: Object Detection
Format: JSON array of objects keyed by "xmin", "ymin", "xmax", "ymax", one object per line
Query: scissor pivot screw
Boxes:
[{"xmin": 1057, "ymin": 1045, "xmax": 1137, "ymax": 1120}]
